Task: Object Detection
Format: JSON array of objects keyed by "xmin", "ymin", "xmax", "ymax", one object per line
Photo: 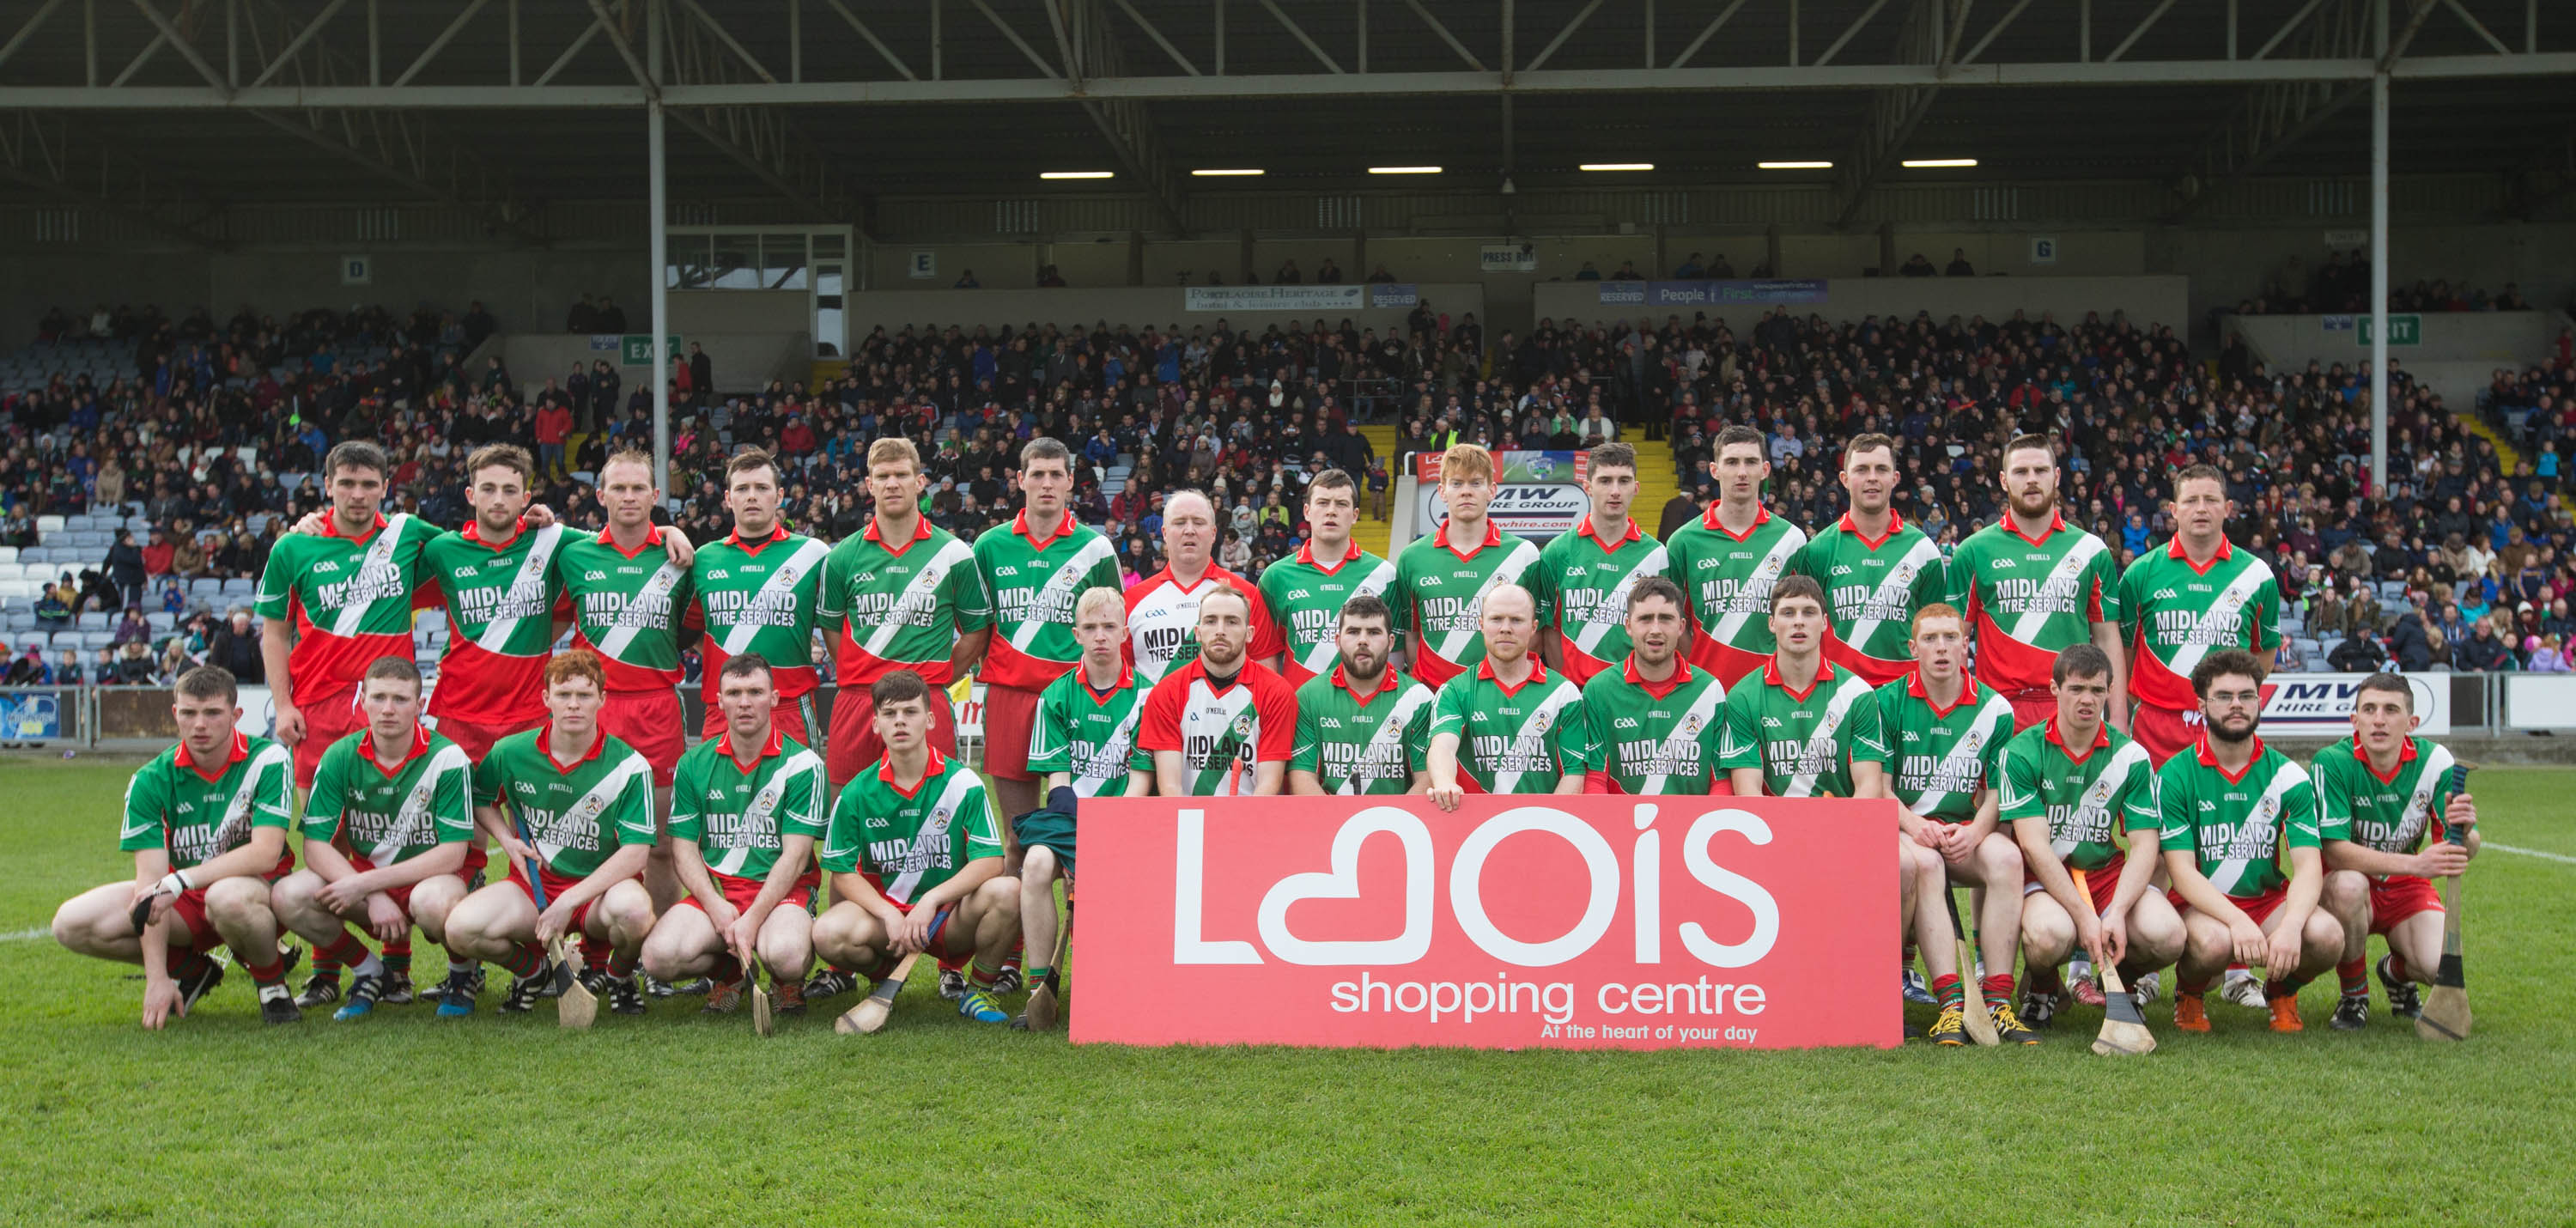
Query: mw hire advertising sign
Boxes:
[{"xmin": 1072, "ymin": 796, "xmax": 1899, "ymax": 1050}]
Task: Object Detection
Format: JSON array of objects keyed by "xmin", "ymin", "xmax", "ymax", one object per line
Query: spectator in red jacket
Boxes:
[
  {"xmin": 534, "ymin": 398, "xmax": 573, "ymax": 478},
  {"xmin": 139, "ymin": 528, "xmax": 174, "ymax": 577}
]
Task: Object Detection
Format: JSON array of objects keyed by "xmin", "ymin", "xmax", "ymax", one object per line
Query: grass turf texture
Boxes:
[{"xmin": 4, "ymin": 757, "xmax": 2573, "ymax": 1226}]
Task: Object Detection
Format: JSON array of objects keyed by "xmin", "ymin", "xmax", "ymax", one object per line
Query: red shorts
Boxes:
[
  {"xmin": 507, "ymin": 861, "xmax": 628, "ymax": 938},
  {"xmin": 601, "ymin": 688, "xmax": 686, "ymax": 786},
  {"xmin": 701, "ymin": 690, "xmax": 816, "ymax": 754},
  {"xmin": 2171, "ymin": 884, "xmax": 2288, "ymax": 928},
  {"xmin": 169, "ymin": 854, "xmax": 297, "ymax": 952},
  {"xmin": 290, "ymin": 690, "xmax": 366, "ymax": 788},
  {"xmin": 2366, "ymin": 874, "xmax": 2445, "ymax": 935},
  {"xmin": 2129, "ymin": 703, "xmax": 2201, "ymax": 766},
  {"xmin": 2005, "ymin": 693, "xmax": 2057, "ymax": 733},
  {"xmin": 2026, "ymin": 853, "xmax": 2128, "ymax": 915},
  {"xmin": 432, "ymin": 709, "xmax": 545, "ymax": 765},
  {"xmin": 827, "ymin": 686, "xmax": 956, "ymax": 788},
  {"xmin": 979, "ymin": 683, "xmax": 1047, "ymax": 781},
  {"xmin": 349, "ymin": 848, "xmax": 486, "ymax": 917},
  {"xmin": 677, "ymin": 869, "xmax": 817, "ymax": 916}
]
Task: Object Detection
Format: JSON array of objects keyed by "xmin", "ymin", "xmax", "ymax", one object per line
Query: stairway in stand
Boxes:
[
  {"xmin": 1360, "ymin": 423, "xmax": 1402, "ymax": 554},
  {"xmin": 1626, "ymin": 435, "xmax": 1684, "ymax": 538}
]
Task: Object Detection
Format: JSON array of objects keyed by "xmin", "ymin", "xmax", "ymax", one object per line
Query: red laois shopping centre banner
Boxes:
[{"xmin": 1070, "ymin": 796, "xmax": 1900, "ymax": 1051}]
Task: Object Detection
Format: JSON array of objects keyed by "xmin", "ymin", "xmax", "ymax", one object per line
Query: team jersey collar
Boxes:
[
  {"xmin": 1080, "ymin": 662, "xmax": 1135, "ymax": 700},
  {"xmin": 1576, "ymin": 514, "xmax": 1643, "ymax": 552},
  {"xmin": 2165, "ymin": 533, "xmax": 2236, "ymax": 574},
  {"xmin": 716, "ymin": 721, "xmax": 786, "ymax": 766},
  {"xmin": 1432, "ymin": 518, "xmax": 1504, "ymax": 557},
  {"xmin": 459, "ymin": 517, "xmax": 526, "ymax": 551},
  {"xmin": 878, "ymin": 747, "xmax": 951, "ymax": 798},
  {"xmin": 2044, "ymin": 714, "xmax": 2111, "ymax": 762},
  {"xmin": 2348, "ymin": 733, "xmax": 2417, "ymax": 785},
  {"xmin": 1475, "ymin": 656, "xmax": 1550, "ymax": 696},
  {"xmin": 1330, "ymin": 665, "xmax": 1397, "ymax": 702},
  {"xmin": 863, "ymin": 514, "xmax": 934, "ymax": 553},
  {"xmin": 1620, "ymin": 654, "xmax": 1696, "ymax": 699},
  {"xmin": 1014, "ymin": 509, "xmax": 1077, "ymax": 549},
  {"xmin": 1297, "ymin": 538, "xmax": 1366, "ymax": 569},
  {"xmin": 176, "ymin": 730, "xmax": 250, "ymax": 781},
  {"xmin": 2192, "ymin": 733, "xmax": 2268, "ymax": 783},
  {"xmin": 726, "ymin": 522, "xmax": 791, "ymax": 552},
  {"xmin": 538, "ymin": 723, "xmax": 608, "ymax": 774},
  {"xmin": 322, "ymin": 511, "xmax": 390, "ymax": 541},
  {"xmin": 359, "ymin": 723, "xmax": 435, "ymax": 775},
  {"xmin": 1702, "ymin": 502, "xmax": 1774, "ymax": 542},
  {"xmin": 1760, "ymin": 653, "xmax": 1837, "ymax": 702},
  {"xmin": 593, "ymin": 523, "xmax": 665, "ymax": 558},
  {"xmin": 1998, "ymin": 510, "xmax": 2068, "ymax": 547},
  {"xmin": 1905, "ymin": 670, "xmax": 1977, "ymax": 717},
  {"xmin": 1838, "ymin": 509, "xmax": 1906, "ymax": 550}
]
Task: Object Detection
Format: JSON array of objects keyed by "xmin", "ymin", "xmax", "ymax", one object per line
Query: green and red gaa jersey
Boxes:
[
  {"xmin": 473, "ymin": 726, "xmax": 657, "ymax": 879},
  {"xmin": 1996, "ymin": 717, "xmax": 2159, "ymax": 872},
  {"xmin": 1534, "ymin": 516, "xmax": 1671, "ymax": 685},
  {"xmin": 1260, "ymin": 539, "xmax": 1398, "ymax": 686},
  {"xmin": 687, "ymin": 524, "xmax": 830, "ymax": 702},
  {"xmin": 1025, "ymin": 663, "xmax": 1148, "ymax": 797},
  {"xmin": 1794, "ymin": 512, "xmax": 1949, "ymax": 685},
  {"xmin": 975, "ymin": 511, "xmax": 1124, "ymax": 692},
  {"xmin": 1579, "ymin": 656, "xmax": 1728, "ymax": 794},
  {"xmin": 303, "ymin": 726, "xmax": 474, "ymax": 866},
  {"xmin": 1717, "ymin": 656, "xmax": 1885, "ymax": 798},
  {"xmin": 120, "ymin": 732, "xmax": 295, "ymax": 868},
  {"xmin": 2117, "ymin": 537, "xmax": 2282, "ymax": 714},
  {"xmin": 1390, "ymin": 519, "xmax": 1544, "ymax": 687},
  {"xmin": 420, "ymin": 520, "xmax": 567, "ymax": 729},
  {"xmin": 820, "ymin": 747, "xmax": 1002, "ymax": 905},
  {"xmin": 1291, "ymin": 667, "xmax": 1436, "ymax": 795},
  {"xmin": 1948, "ymin": 512, "xmax": 2123, "ymax": 699},
  {"xmin": 2313, "ymin": 735, "xmax": 2459, "ymax": 871},
  {"xmin": 254, "ymin": 512, "xmax": 441, "ymax": 708},
  {"xmin": 1665, "ymin": 504, "xmax": 1811, "ymax": 687},
  {"xmin": 1122, "ymin": 563, "xmax": 1288, "ymax": 690},
  {"xmin": 556, "ymin": 527, "xmax": 694, "ymax": 692},
  {"xmin": 2155, "ymin": 736, "xmax": 2319, "ymax": 899},
  {"xmin": 1871, "ymin": 673, "xmax": 2018, "ymax": 824},
  {"xmin": 667, "ymin": 726, "xmax": 827, "ymax": 881},
  {"xmin": 817, "ymin": 515, "xmax": 991, "ymax": 689},
  {"xmin": 1428, "ymin": 660, "xmax": 1588, "ymax": 793},
  {"xmin": 1138, "ymin": 658, "xmax": 1299, "ymax": 796}
]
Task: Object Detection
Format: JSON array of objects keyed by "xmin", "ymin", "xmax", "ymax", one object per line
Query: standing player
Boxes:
[
  {"xmin": 1796, "ymin": 434, "xmax": 1949, "ymax": 684},
  {"xmin": 1289, "ymin": 593, "xmax": 1435, "ymax": 795},
  {"xmin": 1391, "ymin": 444, "xmax": 1543, "ymax": 688},
  {"xmin": 1667, "ymin": 426, "xmax": 1811, "ymax": 687},
  {"xmin": 1534, "ymin": 442, "xmax": 1669, "ymax": 686},
  {"xmin": 1260, "ymin": 469, "xmax": 1396, "ymax": 687},
  {"xmin": 51, "ymin": 666, "xmax": 299, "ymax": 1027},
  {"xmin": 811, "ymin": 671, "xmax": 1024, "ymax": 1026},
  {"xmin": 1872, "ymin": 605, "xmax": 2032, "ymax": 1041},
  {"xmin": 1578, "ymin": 577, "xmax": 1727, "ymax": 795},
  {"xmin": 1125, "ymin": 489, "xmax": 1285, "ymax": 689},
  {"xmin": 689, "ymin": 448, "xmax": 830, "ymax": 747},
  {"xmin": 1139, "ymin": 585, "xmax": 1299, "ymax": 797},
  {"xmin": 270, "ymin": 656, "xmax": 476, "ymax": 1021},
  {"xmin": 2159, "ymin": 649, "xmax": 2343, "ymax": 1034},
  {"xmin": 817, "ymin": 437, "xmax": 993, "ymax": 790},
  {"xmin": 1015, "ymin": 587, "xmax": 1152, "ymax": 1027},
  {"xmin": 976, "ymin": 438, "xmax": 1124, "ymax": 824},
  {"xmin": 440, "ymin": 651, "xmax": 659, "ymax": 1017},
  {"xmin": 1948, "ymin": 434, "xmax": 2126, "ymax": 731},
  {"xmin": 1425, "ymin": 585, "xmax": 1588, "ymax": 805},
  {"xmin": 2118, "ymin": 465, "xmax": 2281, "ymax": 764},
  {"xmin": 2315, "ymin": 673, "xmax": 2480, "ymax": 1030},
  {"xmin": 641, "ymin": 653, "xmax": 829, "ymax": 1017},
  {"xmin": 414, "ymin": 445, "xmax": 569, "ymax": 763},
  {"xmin": 2001, "ymin": 644, "xmax": 2183, "ymax": 1025}
]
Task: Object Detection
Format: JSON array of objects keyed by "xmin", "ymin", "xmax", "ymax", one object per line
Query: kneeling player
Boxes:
[
  {"xmin": 811, "ymin": 671, "xmax": 1024, "ymax": 1025},
  {"xmin": 270, "ymin": 656, "xmax": 477, "ymax": 1021},
  {"xmin": 1017, "ymin": 588, "xmax": 1153, "ymax": 1028},
  {"xmin": 2315, "ymin": 672, "xmax": 2480, "ymax": 1030},
  {"xmin": 2160, "ymin": 650, "xmax": 2342, "ymax": 1033},
  {"xmin": 440, "ymin": 651, "xmax": 660, "ymax": 1017},
  {"xmin": 1579, "ymin": 577, "xmax": 1728, "ymax": 795},
  {"xmin": 2002, "ymin": 645, "xmax": 2184, "ymax": 1025},
  {"xmin": 1427, "ymin": 584, "xmax": 1589, "ymax": 806},
  {"xmin": 641, "ymin": 653, "xmax": 828, "ymax": 1017},
  {"xmin": 52, "ymin": 666, "xmax": 299, "ymax": 1027}
]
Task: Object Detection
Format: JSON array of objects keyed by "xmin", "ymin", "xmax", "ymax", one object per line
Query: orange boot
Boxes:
[
  {"xmin": 2174, "ymin": 994, "xmax": 2211, "ymax": 1032},
  {"xmin": 2268, "ymin": 992, "xmax": 2304, "ymax": 1033}
]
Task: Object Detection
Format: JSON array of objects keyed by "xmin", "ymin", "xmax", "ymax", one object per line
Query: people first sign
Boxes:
[{"xmin": 1071, "ymin": 797, "xmax": 1899, "ymax": 1050}]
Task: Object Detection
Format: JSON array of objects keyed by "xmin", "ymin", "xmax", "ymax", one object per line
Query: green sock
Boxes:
[
  {"xmin": 969, "ymin": 963, "xmax": 1003, "ymax": 993},
  {"xmin": 1025, "ymin": 965, "xmax": 1054, "ymax": 988},
  {"xmin": 383, "ymin": 951, "xmax": 411, "ymax": 976}
]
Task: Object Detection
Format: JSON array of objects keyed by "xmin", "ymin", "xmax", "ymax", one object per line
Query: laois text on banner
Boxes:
[{"xmin": 1071, "ymin": 796, "xmax": 1900, "ymax": 1050}]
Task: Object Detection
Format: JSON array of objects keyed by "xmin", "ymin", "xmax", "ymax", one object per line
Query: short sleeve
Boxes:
[
  {"xmin": 1550, "ymin": 689, "xmax": 1590, "ymax": 773},
  {"xmin": 1844, "ymin": 688, "xmax": 1888, "ymax": 766},
  {"xmin": 1717, "ymin": 687, "xmax": 1762, "ymax": 773},
  {"xmin": 1024, "ymin": 683, "xmax": 1072, "ymax": 775},
  {"xmin": 1245, "ymin": 587, "xmax": 1288, "ymax": 661},
  {"xmin": 605, "ymin": 757, "xmax": 658, "ymax": 849},
  {"xmin": 665, "ymin": 752, "xmax": 706, "ymax": 844},
  {"xmin": 2115, "ymin": 562, "xmax": 2143, "ymax": 644},
  {"xmin": 119, "ymin": 768, "xmax": 166, "ymax": 854},
  {"xmin": 430, "ymin": 753, "xmax": 474, "ymax": 843},
  {"xmin": 302, "ymin": 751, "xmax": 348, "ymax": 842},
  {"xmin": 2117, "ymin": 758, "xmax": 2160, "ymax": 835},
  {"xmin": 959, "ymin": 782, "xmax": 1003, "ymax": 859},
  {"xmin": 1137, "ymin": 677, "xmax": 1183, "ymax": 752},
  {"xmin": 2089, "ymin": 546, "xmax": 2123, "ymax": 624},
  {"xmin": 1978, "ymin": 697, "xmax": 2015, "ymax": 780},
  {"xmin": 948, "ymin": 549, "xmax": 993, "ymax": 631},
  {"xmin": 813, "ymin": 538, "xmax": 854, "ymax": 626},
  {"xmin": 2157, "ymin": 771, "xmax": 2196, "ymax": 853},
  {"xmin": 2253, "ymin": 573, "xmax": 2283, "ymax": 651},
  {"xmin": 780, "ymin": 752, "xmax": 829, "ymax": 840},
  {"xmin": 1288, "ymin": 694, "xmax": 1322, "ymax": 776},
  {"xmin": 248, "ymin": 745, "xmax": 294, "ymax": 830},
  {"xmin": 1255, "ymin": 677, "xmax": 1298, "ymax": 763},
  {"xmin": 819, "ymin": 781, "xmax": 863, "ymax": 874},
  {"xmin": 252, "ymin": 546, "xmax": 295, "ymax": 621},
  {"xmin": 1404, "ymin": 690, "xmax": 1435, "ymax": 772},
  {"xmin": 2283, "ymin": 772, "xmax": 2321, "ymax": 848},
  {"xmin": 2312, "ymin": 753, "xmax": 2354, "ymax": 842},
  {"xmin": 472, "ymin": 751, "xmax": 507, "ymax": 806},
  {"xmin": 1387, "ymin": 550, "xmax": 1415, "ymax": 640},
  {"xmin": 1527, "ymin": 542, "xmax": 1558, "ymax": 629},
  {"xmin": 1429, "ymin": 678, "xmax": 1468, "ymax": 738},
  {"xmin": 1996, "ymin": 743, "xmax": 2044, "ymax": 824}
]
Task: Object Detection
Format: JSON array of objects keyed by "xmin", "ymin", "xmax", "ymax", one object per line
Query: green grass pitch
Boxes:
[{"xmin": 3, "ymin": 756, "xmax": 2573, "ymax": 1226}]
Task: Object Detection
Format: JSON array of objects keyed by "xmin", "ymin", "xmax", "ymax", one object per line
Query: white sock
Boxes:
[
  {"xmin": 354, "ymin": 952, "xmax": 384, "ymax": 979},
  {"xmin": 259, "ymin": 982, "xmax": 290, "ymax": 1000},
  {"xmin": 448, "ymin": 959, "xmax": 477, "ymax": 977},
  {"xmin": 2223, "ymin": 967, "xmax": 2254, "ymax": 985}
]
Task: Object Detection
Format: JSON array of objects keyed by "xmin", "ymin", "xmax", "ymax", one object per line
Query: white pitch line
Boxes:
[
  {"xmin": 2487, "ymin": 842, "xmax": 2576, "ymax": 866},
  {"xmin": 0, "ymin": 927, "xmax": 48, "ymax": 942}
]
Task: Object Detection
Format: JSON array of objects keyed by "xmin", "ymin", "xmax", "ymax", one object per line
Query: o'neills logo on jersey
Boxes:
[
  {"xmin": 521, "ymin": 809, "xmax": 603, "ymax": 853},
  {"xmin": 319, "ymin": 562, "xmax": 407, "ymax": 611},
  {"xmin": 703, "ymin": 589, "xmax": 799, "ymax": 629},
  {"xmin": 703, "ymin": 805, "xmax": 778, "ymax": 848},
  {"xmin": 580, "ymin": 589, "xmax": 675, "ymax": 628},
  {"xmin": 1990, "ymin": 576, "xmax": 2077, "ymax": 616},
  {"xmin": 999, "ymin": 584, "xmax": 1077, "ymax": 625}
]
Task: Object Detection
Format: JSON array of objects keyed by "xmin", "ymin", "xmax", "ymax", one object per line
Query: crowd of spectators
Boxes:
[{"xmin": 2230, "ymin": 248, "xmax": 2539, "ymax": 315}]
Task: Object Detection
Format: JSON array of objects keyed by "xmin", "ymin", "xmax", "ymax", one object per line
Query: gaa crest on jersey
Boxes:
[{"xmin": 1233, "ymin": 714, "xmax": 1255, "ymax": 739}]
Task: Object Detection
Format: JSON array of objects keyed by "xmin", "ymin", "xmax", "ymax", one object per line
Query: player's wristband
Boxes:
[
  {"xmin": 1048, "ymin": 785, "xmax": 1078, "ymax": 817},
  {"xmin": 155, "ymin": 870, "xmax": 192, "ymax": 897}
]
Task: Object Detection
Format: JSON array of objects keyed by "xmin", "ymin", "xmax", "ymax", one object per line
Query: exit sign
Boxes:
[{"xmin": 2358, "ymin": 314, "xmax": 2421, "ymax": 346}]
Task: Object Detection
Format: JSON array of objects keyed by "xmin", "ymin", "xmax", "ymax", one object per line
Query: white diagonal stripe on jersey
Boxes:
[
  {"xmin": 1783, "ymin": 676, "xmax": 1868, "ymax": 799},
  {"xmin": 2374, "ymin": 743, "xmax": 2454, "ymax": 866},
  {"xmin": 368, "ymin": 744, "xmax": 471, "ymax": 863},
  {"xmin": 2002, "ymin": 532, "xmax": 2106, "ymax": 646},
  {"xmin": 1571, "ymin": 544, "xmax": 1671, "ymax": 656},
  {"xmin": 1491, "ymin": 678, "xmax": 1581, "ymax": 794},
  {"xmin": 1708, "ymin": 527, "xmax": 1807, "ymax": 646},
  {"xmin": 1900, "ymin": 693, "xmax": 2014, "ymax": 816},
  {"xmin": 1431, "ymin": 538, "xmax": 1540, "ymax": 665},
  {"xmin": 717, "ymin": 538, "xmax": 829, "ymax": 657},
  {"xmin": 708, "ymin": 748, "xmax": 817, "ymax": 877},
  {"xmin": 212, "ymin": 744, "xmax": 292, "ymax": 855},
  {"xmin": 2208, "ymin": 758, "xmax": 2312, "ymax": 891},
  {"xmin": 535, "ymin": 753, "xmax": 649, "ymax": 866},
  {"xmin": 471, "ymin": 524, "xmax": 566, "ymax": 654},
  {"xmin": 593, "ymin": 557, "xmax": 687, "ymax": 660},
  {"xmin": 1192, "ymin": 681, "xmax": 1261, "ymax": 796},
  {"xmin": 884, "ymin": 769, "xmax": 983, "ymax": 903},
  {"xmin": 1636, "ymin": 679, "xmax": 1728, "ymax": 795},
  {"xmin": 2157, "ymin": 559, "xmax": 2275, "ymax": 678},
  {"xmin": 1085, "ymin": 700, "xmax": 1147, "ymax": 795},
  {"xmin": 327, "ymin": 513, "xmax": 415, "ymax": 638},
  {"xmin": 1006, "ymin": 535, "xmax": 1118, "ymax": 652},
  {"xmin": 858, "ymin": 538, "xmax": 977, "ymax": 658},
  {"xmin": 2055, "ymin": 740, "xmax": 2151, "ymax": 859},
  {"xmin": 1297, "ymin": 559, "xmax": 1400, "ymax": 675},
  {"xmin": 1838, "ymin": 536, "xmax": 1942, "ymax": 653},
  {"xmin": 1340, "ymin": 684, "xmax": 1433, "ymax": 794}
]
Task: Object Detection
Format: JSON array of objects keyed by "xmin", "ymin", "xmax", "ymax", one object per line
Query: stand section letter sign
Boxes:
[{"xmin": 1072, "ymin": 796, "xmax": 1899, "ymax": 1049}]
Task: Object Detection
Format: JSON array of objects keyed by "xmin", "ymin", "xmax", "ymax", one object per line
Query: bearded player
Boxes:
[
  {"xmin": 976, "ymin": 438, "xmax": 1124, "ymax": 824},
  {"xmin": 1260, "ymin": 469, "xmax": 1396, "ymax": 687},
  {"xmin": 1948, "ymin": 434, "xmax": 2126, "ymax": 731},
  {"xmin": 1533, "ymin": 443, "xmax": 1668, "ymax": 686},
  {"xmin": 1392, "ymin": 444, "xmax": 1543, "ymax": 688},
  {"xmin": 1290, "ymin": 593, "xmax": 1435, "ymax": 796},
  {"xmin": 688, "ymin": 448, "xmax": 830, "ymax": 747},
  {"xmin": 2001, "ymin": 644, "xmax": 2182, "ymax": 1029},
  {"xmin": 2119, "ymin": 464, "xmax": 2281, "ymax": 764},
  {"xmin": 270, "ymin": 656, "xmax": 476, "ymax": 1022},
  {"xmin": 1579, "ymin": 577, "xmax": 1728, "ymax": 795},
  {"xmin": 1668, "ymin": 426, "xmax": 1810, "ymax": 688},
  {"xmin": 2160, "ymin": 649, "xmax": 2342, "ymax": 1034},
  {"xmin": 1016, "ymin": 587, "xmax": 1154, "ymax": 1027},
  {"xmin": 641, "ymin": 653, "xmax": 828, "ymax": 1018},
  {"xmin": 1425, "ymin": 584, "xmax": 1587, "ymax": 806},
  {"xmin": 1796, "ymin": 434, "xmax": 1947, "ymax": 685},
  {"xmin": 52, "ymin": 666, "xmax": 299, "ymax": 1027},
  {"xmin": 2315, "ymin": 673, "xmax": 2480, "ymax": 1030},
  {"xmin": 1139, "ymin": 584, "xmax": 1298, "ymax": 797},
  {"xmin": 1126, "ymin": 489, "xmax": 1285, "ymax": 689}
]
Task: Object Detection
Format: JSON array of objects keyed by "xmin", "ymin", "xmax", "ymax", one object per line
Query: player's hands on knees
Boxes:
[
  {"xmin": 141, "ymin": 978, "xmax": 183, "ymax": 1030},
  {"xmin": 129, "ymin": 882, "xmax": 174, "ymax": 928},
  {"xmin": 2264, "ymin": 926, "xmax": 2301, "ymax": 979},
  {"xmin": 2229, "ymin": 917, "xmax": 2268, "ymax": 967},
  {"xmin": 725, "ymin": 915, "xmax": 761, "ymax": 966},
  {"xmin": 2099, "ymin": 912, "xmax": 2129, "ymax": 967},
  {"xmin": 534, "ymin": 901, "xmax": 574, "ymax": 945},
  {"xmin": 1428, "ymin": 781, "xmax": 1465, "ymax": 812},
  {"xmin": 2415, "ymin": 842, "xmax": 2470, "ymax": 878},
  {"xmin": 1936, "ymin": 825, "xmax": 1974, "ymax": 866},
  {"xmin": 317, "ymin": 877, "xmax": 366, "ymax": 914},
  {"xmin": 704, "ymin": 899, "xmax": 741, "ymax": 941},
  {"xmin": 364, "ymin": 894, "xmax": 406, "ymax": 943},
  {"xmin": 2075, "ymin": 910, "xmax": 2110, "ymax": 970},
  {"xmin": 890, "ymin": 909, "xmax": 933, "ymax": 956}
]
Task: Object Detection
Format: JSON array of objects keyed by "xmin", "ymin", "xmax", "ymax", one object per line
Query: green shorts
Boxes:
[{"xmin": 1012, "ymin": 808, "xmax": 1077, "ymax": 878}]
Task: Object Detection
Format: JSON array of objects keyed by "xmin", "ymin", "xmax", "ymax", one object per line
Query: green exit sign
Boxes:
[
  {"xmin": 620, "ymin": 333, "xmax": 683, "ymax": 364},
  {"xmin": 2358, "ymin": 314, "xmax": 2421, "ymax": 346}
]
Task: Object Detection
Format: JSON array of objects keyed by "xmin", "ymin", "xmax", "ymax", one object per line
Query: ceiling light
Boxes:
[
  {"xmin": 1900, "ymin": 158, "xmax": 1978, "ymax": 168},
  {"xmin": 1579, "ymin": 162, "xmax": 1654, "ymax": 172},
  {"xmin": 1368, "ymin": 165, "xmax": 1442, "ymax": 174},
  {"xmin": 1039, "ymin": 170, "xmax": 1115, "ymax": 179},
  {"xmin": 1758, "ymin": 161, "xmax": 1834, "ymax": 170},
  {"xmin": 1191, "ymin": 168, "xmax": 1264, "ymax": 177}
]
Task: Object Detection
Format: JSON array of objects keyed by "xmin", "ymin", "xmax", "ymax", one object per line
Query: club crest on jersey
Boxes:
[
  {"xmin": 1680, "ymin": 713, "xmax": 1704, "ymax": 737},
  {"xmin": 1233, "ymin": 714, "xmax": 1255, "ymax": 739}
]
